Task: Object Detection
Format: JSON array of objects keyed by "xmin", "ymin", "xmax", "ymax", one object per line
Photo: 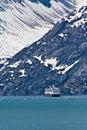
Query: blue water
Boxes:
[{"xmin": 0, "ymin": 96, "xmax": 87, "ymax": 130}]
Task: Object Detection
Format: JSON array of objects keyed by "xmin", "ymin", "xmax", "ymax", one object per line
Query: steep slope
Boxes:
[
  {"xmin": 0, "ymin": 0, "xmax": 78, "ymax": 58},
  {"xmin": 0, "ymin": 5, "xmax": 87, "ymax": 95}
]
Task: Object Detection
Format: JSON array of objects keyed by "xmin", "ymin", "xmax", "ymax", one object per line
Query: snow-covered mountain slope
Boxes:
[
  {"xmin": 0, "ymin": 0, "xmax": 81, "ymax": 58},
  {"xmin": 0, "ymin": 5, "xmax": 87, "ymax": 96},
  {"xmin": 75, "ymin": 0, "xmax": 87, "ymax": 10}
]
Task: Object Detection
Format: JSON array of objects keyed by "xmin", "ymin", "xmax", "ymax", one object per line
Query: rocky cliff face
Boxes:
[{"xmin": 0, "ymin": 6, "xmax": 87, "ymax": 95}]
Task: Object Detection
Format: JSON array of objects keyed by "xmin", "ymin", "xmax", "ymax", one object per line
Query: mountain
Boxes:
[
  {"xmin": 0, "ymin": 5, "xmax": 87, "ymax": 96},
  {"xmin": 0, "ymin": 0, "xmax": 82, "ymax": 58}
]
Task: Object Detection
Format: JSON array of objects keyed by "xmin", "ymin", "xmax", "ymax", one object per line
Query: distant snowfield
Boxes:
[{"xmin": 0, "ymin": 0, "xmax": 87, "ymax": 58}]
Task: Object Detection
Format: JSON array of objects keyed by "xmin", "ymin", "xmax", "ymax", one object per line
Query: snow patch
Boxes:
[
  {"xmin": 19, "ymin": 69, "xmax": 27, "ymax": 77},
  {"xmin": 11, "ymin": 74, "xmax": 14, "ymax": 77},
  {"xmin": 44, "ymin": 57, "xmax": 58, "ymax": 70},
  {"xmin": 62, "ymin": 60, "xmax": 79, "ymax": 74},
  {"xmin": 58, "ymin": 33, "xmax": 64, "ymax": 37},
  {"xmin": 9, "ymin": 61, "xmax": 21, "ymax": 68},
  {"xmin": 34, "ymin": 55, "xmax": 44, "ymax": 64},
  {"xmin": 34, "ymin": 56, "xmax": 58, "ymax": 70},
  {"xmin": 26, "ymin": 59, "xmax": 32, "ymax": 64},
  {"xmin": 34, "ymin": 55, "xmax": 79, "ymax": 73}
]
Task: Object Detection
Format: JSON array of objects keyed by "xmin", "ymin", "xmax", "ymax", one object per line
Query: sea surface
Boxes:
[{"xmin": 0, "ymin": 95, "xmax": 87, "ymax": 130}]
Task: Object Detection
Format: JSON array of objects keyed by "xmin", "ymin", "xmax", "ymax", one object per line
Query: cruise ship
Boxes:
[{"xmin": 44, "ymin": 85, "xmax": 61, "ymax": 97}]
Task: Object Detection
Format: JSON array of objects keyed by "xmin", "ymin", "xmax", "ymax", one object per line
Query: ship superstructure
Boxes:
[{"xmin": 45, "ymin": 85, "xmax": 61, "ymax": 97}]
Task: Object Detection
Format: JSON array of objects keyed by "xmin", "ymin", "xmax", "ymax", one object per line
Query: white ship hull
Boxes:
[{"xmin": 44, "ymin": 86, "xmax": 61, "ymax": 97}]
